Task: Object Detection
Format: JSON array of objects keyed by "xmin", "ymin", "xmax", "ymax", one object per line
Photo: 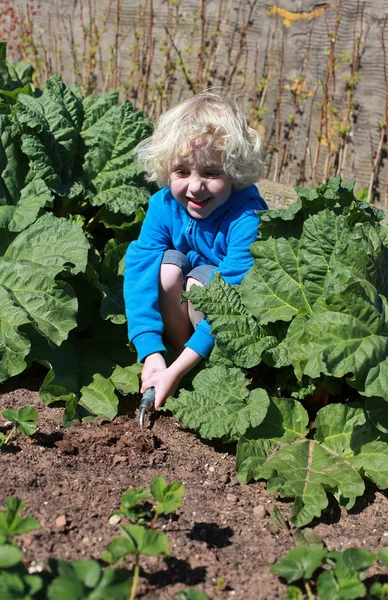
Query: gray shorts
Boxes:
[{"xmin": 162, "ymin": 249, "xmax": 215, "ymax": 286}]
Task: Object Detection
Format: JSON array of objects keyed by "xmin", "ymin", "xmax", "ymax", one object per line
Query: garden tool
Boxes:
[{"xmin": 139, "ymin": 387, "xmax": 155, "ymax": 427}]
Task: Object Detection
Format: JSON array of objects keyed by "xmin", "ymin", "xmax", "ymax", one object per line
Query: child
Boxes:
[{"xmin": 124, "ymin": 90, "xmax": 267, "ymax": 409}]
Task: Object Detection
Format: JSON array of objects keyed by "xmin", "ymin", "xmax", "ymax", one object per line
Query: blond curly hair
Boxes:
[{"xmin": 135, "ymin": 89, "xmax": 263, "ymax": 189}]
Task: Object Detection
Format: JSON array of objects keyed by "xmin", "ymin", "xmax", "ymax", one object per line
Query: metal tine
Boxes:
[{"xmin": 139, "ymin": 387, "xmax": 155, "ymax": 427}]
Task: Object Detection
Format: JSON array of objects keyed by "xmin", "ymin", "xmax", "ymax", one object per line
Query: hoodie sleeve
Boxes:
[
  {"xmin": 184, "ymin": 207, "xmax": 262, "ymax": 358},
  {"xmin": 124, "ymin": 191, "xmax": 172, "ymax": 362},
  {"xmin": 214, "ymin": 210, "xmax": 261, "ymax": 285}
]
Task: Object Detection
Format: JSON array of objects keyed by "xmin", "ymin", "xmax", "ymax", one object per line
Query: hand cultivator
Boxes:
[{"xmin": 139, "ymin": 387, "xmax": 155, "ymax": 427}]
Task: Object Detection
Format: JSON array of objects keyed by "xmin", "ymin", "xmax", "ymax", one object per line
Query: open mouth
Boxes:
[{"xmin": 187, "ymin": 197, "xmax": 212, "ymax": 208}]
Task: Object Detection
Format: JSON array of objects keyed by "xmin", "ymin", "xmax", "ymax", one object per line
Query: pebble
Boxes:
[
  {"xmin": 109, "ymin": 514, "xmax": 121, "ymax": 526},
  {"xmin": 226, "ymin": 493, "xmax": 239, "ymax": 504},
  {"xmin": 381, "ymin": 532, "xmax": 388, "ymax": 547},
  {"xmin": 55, "ymin": 515, "xmax": 67, "ymax": 529},
  {"xmin": 253, "ymin": 505, "xmax": 267, "ymax": 520},
  {"xmin": 220, "ymin": 474, "xmax": 231, "ymax": 485}
]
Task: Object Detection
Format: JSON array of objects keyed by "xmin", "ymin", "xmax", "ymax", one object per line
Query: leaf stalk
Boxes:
[{"xmin": 128, "ymin": 555, "xmax": 140, "ymax": 600}]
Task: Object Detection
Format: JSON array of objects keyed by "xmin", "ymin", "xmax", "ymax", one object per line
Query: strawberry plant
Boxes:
[
  {"xmin": 0, "ymin": 406, "xmax": 38, "ymax": 447},
  {"xmin": 103, "ymin": 476, "xmax": 184, "ymax": 600},
  {"xmin": 0, "ymin": 42, "xmax": 153, "ymax": 424},
  {"xmin": 165, "ymin": 175, "xmax": 388, "ymax": 526},
  {"xmin": 270, "ymin": 545, "xmax": 388, "ymax": 599},
  {"xmin": 0, "ymin": 480, "xmax": 187, "ymax": 599}
]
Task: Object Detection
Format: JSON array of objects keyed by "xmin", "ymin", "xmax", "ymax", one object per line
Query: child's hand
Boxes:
[
  {"xmin": 141, "ymin": 348, "xmax": 202, "ymax": 410},
  {"xmin": 141, "ymin": 366, "xmax": 180, "ymax": 409},
  {"xmin": 141, "ymin": 353, "xmax": 167, "ymax": 384}
]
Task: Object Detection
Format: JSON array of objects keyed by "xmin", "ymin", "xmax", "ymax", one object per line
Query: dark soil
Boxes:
[{"xmin": 2, "ymin": 369, "xmax": 388, "ymax": 600}]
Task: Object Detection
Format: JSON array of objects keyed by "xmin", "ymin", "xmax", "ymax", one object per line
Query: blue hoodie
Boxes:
[{"xmin": 124, "ymin": 185, "xmax": 267, "ymax": 362}]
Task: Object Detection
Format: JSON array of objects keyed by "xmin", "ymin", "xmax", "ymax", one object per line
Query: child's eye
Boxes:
[
  {"xmin": 174, "ymin": 169, "xmax": 189, "ymax": 177},
  {"xmin": 206, "ymin": 171, "xmax": 222, "ymax": 177}
]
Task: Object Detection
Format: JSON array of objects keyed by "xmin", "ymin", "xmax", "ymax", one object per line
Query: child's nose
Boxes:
[{"xmin": 188, "ymin": 175, "xmax": 205, "ymax": 194}]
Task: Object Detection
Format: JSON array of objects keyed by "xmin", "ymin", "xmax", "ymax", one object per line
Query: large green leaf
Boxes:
[
  {"xmin": 98, "ymin": 240, "xmax": 127, "ymax": 324},
  {"xmin": 241, "ymin": 208, "xmax": 348, "ymax": 325},
  {"xmin": 79, "ymin": 374, "xmax": 118, "ymax": 421},
  {"xmin": 8, "ymin": 178, "xmax": 54, "ymax": 232},
  {"xmin": 237, "ymin": 402, "xmax": 388, "ymax": 527},
  {"xmin": 165, "ymin": 366, "xmax": 270, "ymax": 440},
  {"xmin": 242, "ymin": 187, "xmax": 387, "ymax": 327},
  {"xmin": 4, "ymin": 211, "xmax": 89, "ymax": 274},
  {"xmin": 81, "ymin": 100, "xmax": 152, "ymax": 215},
  {"xmin": 16, "ymin": 75, "xmax": 83, "ymax": 185},
  {"xmin": 0, "ymin": 213, "xmax": 89, "ymax": 381},
  {"xmin": 287, "ymin": 281, "xmax": 388, "ymax": 400},
  {"xmin": 187, "ymin": 274, "xmax": 277, "ymax": 368},
  {"xmin": 0, "ymin": 115, "xmax": 29, "ymax": 207}
]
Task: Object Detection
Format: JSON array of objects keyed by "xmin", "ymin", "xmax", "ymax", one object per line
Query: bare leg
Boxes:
[
  {"xmin": 159, "ymin": 263, "xmax": 192, "ymax": 354},
  {"xmin": 186, "ymin": 277, "xmax": 205, "ymax": 328}
]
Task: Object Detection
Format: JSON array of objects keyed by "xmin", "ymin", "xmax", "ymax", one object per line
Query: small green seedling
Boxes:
[
  {"xmin": 0, "ymin": 485, "xmax": 190, "ymax": 600},
  {"xmin": 270, "ymin": 545, "xmax": 388, "ymax": 600},
  {"xmin": 0, "ymin": 497, "xmax": 42, "ymax": 599},
  {"xmin": 0, "ymin": 497, "xmax": 39, "ymax": 544},
  {"xmin": 0, "ymin": 407, "xmax": 38, "ymax": 447},
  {"xmin": 115, "ymin": 475, "xmax": 184, "ymax": 528},
  {"xmin": 103, "ymin": 476, "xmax": 184, "ymax": 600},
  {"xmin": 46, "ymin": 558, "xmax": 132, "ymax": 600}
]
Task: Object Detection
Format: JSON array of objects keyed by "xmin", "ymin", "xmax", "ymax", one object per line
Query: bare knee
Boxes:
[{"xmin": 160, "ymin": 263, "xmax": 184, "ymax": 297}]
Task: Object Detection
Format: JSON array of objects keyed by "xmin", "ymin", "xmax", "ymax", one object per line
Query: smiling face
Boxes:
[{"xmin": 169, "ymin": 147, "xmax": 233, "ymax": 219}]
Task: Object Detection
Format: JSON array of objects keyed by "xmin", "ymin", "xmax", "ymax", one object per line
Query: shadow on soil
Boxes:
[
  {"xmin": 145, "ymin": 557, "xmax": 206, "ymax": 587},
  {"xmin": 188, "ymin": 522, "xmax": 233, "ymax": 548}
]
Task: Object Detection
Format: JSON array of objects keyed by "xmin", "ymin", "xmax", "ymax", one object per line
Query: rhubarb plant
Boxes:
[
  {"xmin": 0, "ymin": 44, "xmax": 152, "ymax": 424},
  {"xmin": 166, "ymin": 175, "xmax": 388, "ymax": 526}
]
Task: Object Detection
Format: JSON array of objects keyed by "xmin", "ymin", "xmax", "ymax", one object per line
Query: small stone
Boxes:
[
  {"xmin": 109, "ymin": 514, "xmax": 121, "ymax": 526},
  {"xmin": 28, "ymin": 564, "xmax": 43, "ymax": 574},
  {"xmin": 253, "ymin": 505, "xmax": 267, "ymax": 520},
  {"xmin": 226, "ymin": 493, "xmax": 239, "ymax": 504},
  {"xmin": 220, "ymin": 474, "xmax": 231, "ymax": 485},
  {"xmin": 23, "ymin": 535, "xmax": 33, "ymax": 548},
  {"xmin": 228, "ymin": 476, "xmax": 240, "ymax": 487},
  {"xmin": 208, "ymin": 466, "xmax": 215, "ymax": 472},
  {"xmin": 381, "ymin": 534, "xmax": 388, "ymax": 547},
  {"xmin": 55, "ymin": 439, "xmax": 77, "ymax": 455},
  {"xmin": 81, "ymin": 537, "xmax": 90, "ymax": 545},
  {"xmin": 55, "ymin": 515, "xmax": 67, "ymax": 529},
  {"xmin": 112, "ymin": 455, "xmax": 126, "ymax": 465}
]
